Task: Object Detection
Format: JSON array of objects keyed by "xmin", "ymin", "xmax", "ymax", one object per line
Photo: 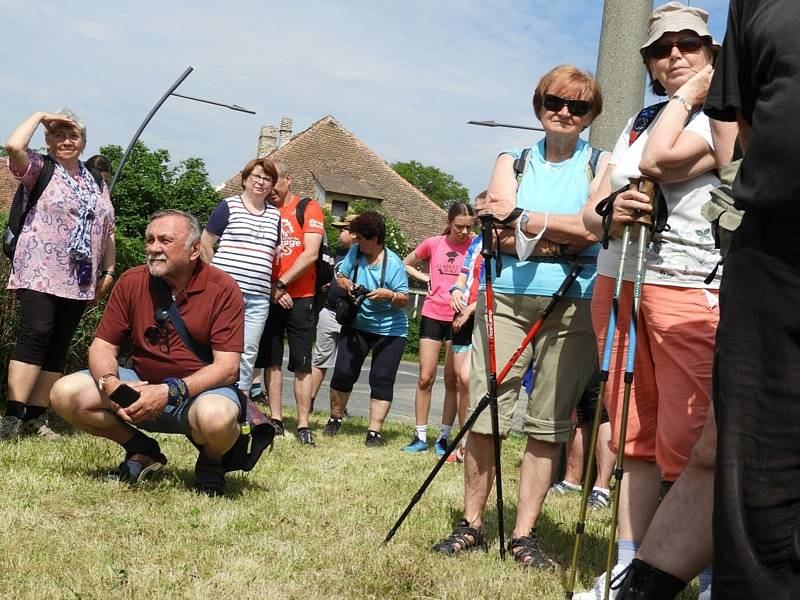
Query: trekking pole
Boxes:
[
  {"xmin": 603, "ymin": 178, "xmax": 655, "ymax": 600},
  {"xmin": 383, "ymin": 231, "xmax": 584, "ymax": 554},
  {"xmin": 565, "ymin": 192, "xmax": 635, "ymax": 599},
  {"xmin": 477, "ymin": 213, "xmax": 509, "ymax": 559}
]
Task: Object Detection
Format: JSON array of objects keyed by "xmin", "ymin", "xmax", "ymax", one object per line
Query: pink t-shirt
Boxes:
[{"xmin": 415, "ymin": 234, "xmax": 473, "ymax": 321}]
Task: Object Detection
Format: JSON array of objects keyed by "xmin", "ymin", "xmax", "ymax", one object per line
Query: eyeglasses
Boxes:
[
  {"xmin": 249, "ymin": 174, "xmax": 273, "ymax": 183},
  {"xmin": 49, "ymin": 131, "xmax": 82, "ymax": 142},
  {"xmin": 543, "ymin": 94, "xmax": 592, "ymax": 117},
  {"xmin": 144, "ymin": 308, "xmax": 170, "ymax": 351},
  {"xmin": 647, "ymin": 36, "xmax": 705, "ymax": 59}
]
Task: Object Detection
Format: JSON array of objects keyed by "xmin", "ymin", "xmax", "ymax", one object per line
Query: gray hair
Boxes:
[
  {"xmin": 54, "ymin": 108, "xmax": 87, "ymax": 139},
  {"xmin": 147, "ymin": 209, "xmax": 201, "ymax": 249},
  {"xmin": 273, "ymin": 160, "xmax": 289, "ymax": 178}
]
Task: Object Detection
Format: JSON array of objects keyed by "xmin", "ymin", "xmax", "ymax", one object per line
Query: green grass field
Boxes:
[{"xmin": 0, "ymin": 410, "xmax": 699, "ymax": 599}]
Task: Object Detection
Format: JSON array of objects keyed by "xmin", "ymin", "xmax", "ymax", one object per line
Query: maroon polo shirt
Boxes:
[{"xmin": 96, "ymin": 260, "xmax": 244, "ymax": 383}]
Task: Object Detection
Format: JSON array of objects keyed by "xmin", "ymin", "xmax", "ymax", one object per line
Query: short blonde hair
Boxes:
[{"xmin": 532, "ymin": 65, "xmax": 603, "ymax": 121}]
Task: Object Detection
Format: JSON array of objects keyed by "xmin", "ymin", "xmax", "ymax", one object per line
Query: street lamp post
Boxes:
[{"xmin": 109, "ymin": 66, "xmax": 255, "ymax": 194}]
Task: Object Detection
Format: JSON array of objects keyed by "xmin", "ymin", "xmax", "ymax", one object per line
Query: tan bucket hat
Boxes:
[
  {"xmin": 332, "ymin": 213, "xmax": 357, "ymax": 228},
  {"xmin": 640, "ymin": 1, "xmax": 720, "ymax": 59}
]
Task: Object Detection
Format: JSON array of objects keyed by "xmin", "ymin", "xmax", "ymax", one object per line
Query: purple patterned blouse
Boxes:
[{"xmin": 7, "ymin": 152, "xmax": 115, "ymax": 300}]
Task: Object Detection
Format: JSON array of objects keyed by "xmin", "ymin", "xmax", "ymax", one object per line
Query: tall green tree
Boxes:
[
  {"xmin": 391, "ymin": 160, "xmax": 470, "ymax": 210},
  {"xmin": 99, "ymin": 142, "xmax": 220, "ymax": 273}
]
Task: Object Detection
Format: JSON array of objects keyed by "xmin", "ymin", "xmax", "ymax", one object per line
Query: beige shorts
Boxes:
[{"xmin": 468, "ymin": 292, "xmax": 597, "ymax": 443}]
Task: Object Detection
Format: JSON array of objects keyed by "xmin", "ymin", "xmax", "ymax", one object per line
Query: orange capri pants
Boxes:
[{"xmin": 591, "ymin": 275, "xmax": 718, "ymax": 481}]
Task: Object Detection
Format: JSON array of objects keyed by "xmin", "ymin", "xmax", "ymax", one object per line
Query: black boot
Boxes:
[{"xmin": 615, "ymin": 559, "xmax": 687, "ymax": 600}]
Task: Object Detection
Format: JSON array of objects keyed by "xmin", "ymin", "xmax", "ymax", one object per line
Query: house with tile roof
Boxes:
[{"xmin": 217, "ymin": 115, "xmax": 447, "ymax": 249}]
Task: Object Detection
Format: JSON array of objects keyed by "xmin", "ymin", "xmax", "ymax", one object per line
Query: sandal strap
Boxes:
[
  {"xmin": 508, "ymin": 532, "xmax": 556, "ymax": 568},
  {"xmin": 434, "ymin": 519, "xmax": 485, "ymax": 552}
]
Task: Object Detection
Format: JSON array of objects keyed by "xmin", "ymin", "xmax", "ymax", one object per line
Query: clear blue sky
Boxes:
[{"xmin": 1, "ymin": 0, "xmax": 730, "ymax": 197}]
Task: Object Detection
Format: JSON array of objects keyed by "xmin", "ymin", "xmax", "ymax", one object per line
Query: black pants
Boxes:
[
  {"xmin": 330, "ymin": 326, "xmax": 406, "ymax": 401},
  {"xmin": 713, "ymin": 211, "xmax": 800, "ymax": 598},
  {"xmin": 11, "ymin": 289, "xmax": 87, "ymax": 372}
]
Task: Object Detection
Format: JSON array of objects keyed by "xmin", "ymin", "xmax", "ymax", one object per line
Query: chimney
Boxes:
[
  {"xmin": 257, "ymin": 125, "xmax": 278, "ymax": 157},
  {"xmin": 278, "ymin": 117, "xmax": 293, "ymax": 148}
]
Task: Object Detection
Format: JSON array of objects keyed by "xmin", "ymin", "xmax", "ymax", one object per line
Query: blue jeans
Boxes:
[
  {"xmin": 239, "ymin": 292, "xmax": 270, "ymax": 393},
  {"xmin": 83, "ymin": 367, "xmax": 240, "ymax": 436}
]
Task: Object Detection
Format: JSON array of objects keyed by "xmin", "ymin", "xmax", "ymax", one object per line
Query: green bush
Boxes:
[{"xmin": 404, "ymin": 312, "xmax": 421, "ymax": 358}]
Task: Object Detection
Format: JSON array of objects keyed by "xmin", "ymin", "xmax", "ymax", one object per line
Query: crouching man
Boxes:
[{"xmin": 51, "ymin": 210, "xmax": 244, "ymax": 496}]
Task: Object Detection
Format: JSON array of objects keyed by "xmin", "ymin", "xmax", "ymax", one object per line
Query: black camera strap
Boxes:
[{"xmin": 350, "ymin": 248, "xmax": 388, "ymax": 288}]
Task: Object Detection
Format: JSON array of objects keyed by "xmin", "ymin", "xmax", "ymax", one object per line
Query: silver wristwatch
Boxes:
[{"xmin": 519, "ymin": 210, "xmax": 530, "ymax": 231}]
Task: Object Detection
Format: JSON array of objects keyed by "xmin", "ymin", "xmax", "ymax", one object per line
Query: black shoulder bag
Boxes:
[{"xmin": 151, "ymin": 277, "xmax": 275, "ymax": 472}]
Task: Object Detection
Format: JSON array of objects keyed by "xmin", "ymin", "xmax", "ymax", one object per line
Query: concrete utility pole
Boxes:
[{"xmin": 589, "ymin": 0, "xmax": 654, "ymax": 152}]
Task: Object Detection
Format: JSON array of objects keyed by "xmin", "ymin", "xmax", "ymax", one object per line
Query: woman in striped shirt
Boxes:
[{"xmin": 200, "ymin": 158, "xmax": 282, "ymax": 397}]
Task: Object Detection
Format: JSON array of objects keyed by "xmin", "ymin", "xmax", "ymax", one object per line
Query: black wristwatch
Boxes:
[{"xmin": 275, "ymin": 280, "xmax": 287, "ymax": 290}]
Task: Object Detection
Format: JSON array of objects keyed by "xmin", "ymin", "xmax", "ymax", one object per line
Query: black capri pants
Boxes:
[
  {"xmin": 12, "ymin": 289, "xmax": 88, "ymax": 372},
  {"xmin": 330, "ymin": 326, "xmax": 406, "ymax": 402}
]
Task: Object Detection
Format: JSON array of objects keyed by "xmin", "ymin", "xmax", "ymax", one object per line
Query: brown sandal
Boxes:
[
  {"xmin": 507, "ymin": 528, "xmax": 557, "ymax": 569},
  {"xmin": 432, "ymin": 519, "xmax": 488, "ymax": 555}
]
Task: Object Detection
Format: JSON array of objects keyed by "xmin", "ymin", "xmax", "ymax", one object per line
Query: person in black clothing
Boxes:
[
  {"xmin": 703, "ymin": 1, "xmax": 800, "ymax": 597},
  {"xmin": 311, "ymin": 215, "xmax": 355, "ymax": 418}
]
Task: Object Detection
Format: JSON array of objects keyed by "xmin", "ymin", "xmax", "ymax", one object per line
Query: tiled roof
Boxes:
[
  {"xmin": 217, "ymin": 115, "xmax": 447, "ymax": 248},
  {"xmin": 0, "ymin": 161, "xmax": 18, "ymax": 213},
  {"xmin": 313, "ymin": 172, "xmax": 383, "ymax": 201}
]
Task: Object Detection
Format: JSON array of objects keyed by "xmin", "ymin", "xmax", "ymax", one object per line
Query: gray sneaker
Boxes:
[
  {"xmin": 21, "ymin": 417, "xmax": 61, "ymax": 441},
  {"xmin": 588, "ymin": 488, "xmax": 611, "ymax": 509},
  {"xmin": 0, "ymin": 415, "xmax": 22, "ymax": 441}
]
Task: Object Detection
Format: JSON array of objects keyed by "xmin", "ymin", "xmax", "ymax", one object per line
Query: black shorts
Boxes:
[
  {"xmin": 574, "ymin": 372, "xmax": 608, "ymax": 426},
  {"xmin": 451, "ymin": 314, "xmax": 475, "ymax": 347},
  {"xmin": 12, "ymin": 289, "xmax": 87, "ymax": 372},
  {"xmin": 255, "ymin": 297, "xmax": 315, "ymax": 373},
  {"xmin": 419, "ymin": 315, "xmax": 452, "ymax": 342},
  {"xmin": 330, "ymin": 327, "xmax": 406, "ymax": 401}
]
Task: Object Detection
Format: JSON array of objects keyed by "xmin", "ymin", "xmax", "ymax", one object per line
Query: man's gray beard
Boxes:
[{"xmin": 147, "ymin": 261, "xmax": 168, "ymax": 277}]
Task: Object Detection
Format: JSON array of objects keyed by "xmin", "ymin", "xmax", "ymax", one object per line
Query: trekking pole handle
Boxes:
[
  {"xmin": 553, "ymin": 262, "xmax": 584, "ymax": 301},
  {"xmin": 631, "ymin": 178, "xmax": 656, "ymax": 226}
]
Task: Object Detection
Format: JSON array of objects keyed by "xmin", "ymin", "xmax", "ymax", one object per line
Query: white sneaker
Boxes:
[{"xmin": 572, "ymin": 563, "xmax": 627, "ymax": 599}]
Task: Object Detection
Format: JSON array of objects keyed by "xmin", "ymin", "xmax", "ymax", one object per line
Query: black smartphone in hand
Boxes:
[{"xmin": 109, "ymin": 383, "xmax": 141, "ymax": 408}]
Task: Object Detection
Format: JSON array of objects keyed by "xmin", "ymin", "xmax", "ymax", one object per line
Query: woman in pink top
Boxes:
[
  {"xmin": 402, "ymin": 202, "xmax": 475, "ymax": 456},
  {"xmin": 1, "ymin": 110, "xmax": 115, "ymax": 442}
]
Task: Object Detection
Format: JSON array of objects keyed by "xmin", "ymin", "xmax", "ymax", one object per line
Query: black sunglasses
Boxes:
[
  {"xmin": 648, "ymin": 36, "xmax": 705, "ymax": 59},
  {"xmin": 543, "ymin": 94, "xmax": 592, "ymax": 117},
  {"xmin": 144, "ymin": 308, "xmax": 170, "ymax": 349}
]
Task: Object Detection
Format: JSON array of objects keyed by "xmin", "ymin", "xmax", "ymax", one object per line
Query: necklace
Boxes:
[{"xmin": 239, "ymin": 195, "xmax": 267, "ymax": 216}]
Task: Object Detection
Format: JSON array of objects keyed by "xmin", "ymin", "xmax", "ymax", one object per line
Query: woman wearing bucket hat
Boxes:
[{"xmin": 577, "ymin": 2, "xmax": 736, "ymax": 598}]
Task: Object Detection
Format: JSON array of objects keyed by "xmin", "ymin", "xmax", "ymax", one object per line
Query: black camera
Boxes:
[{"xmin": 352, "ymin": 284, "xmax": 369, "ymax": 307}]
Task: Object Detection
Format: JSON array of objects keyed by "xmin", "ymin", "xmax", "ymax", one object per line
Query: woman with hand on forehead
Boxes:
[{"xmin": 1, "ymin": 109, "xmax": 115, "ymax": 442}]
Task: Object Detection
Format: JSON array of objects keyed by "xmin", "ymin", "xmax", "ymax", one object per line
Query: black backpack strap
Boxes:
[
  {"xmin": 295, "ymin": 197, "xmax": 311, "ymax": 228},
  {"xmin": 21, "ymin": 155, "xmax": 56, "ymax": 222},
  {"xmin": 151, "ymin": 276, "xmax": 213, "ymax": 364},
  {"xmin": 513, "ymin": 148, "xmax": 530, "ymax": 186}
]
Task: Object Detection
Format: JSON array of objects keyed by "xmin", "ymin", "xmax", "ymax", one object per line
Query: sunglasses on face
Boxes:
[
  {"xmin": 144, "ymin": 308, "xmax": 170, "ymax": 350},
  {"xmin": 543, "ymin": 94, "xmax": 592, "ymax": 117},
  {"xmin": 648, "ymin": 36, "xmax": 704, "ymax": 59}
]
